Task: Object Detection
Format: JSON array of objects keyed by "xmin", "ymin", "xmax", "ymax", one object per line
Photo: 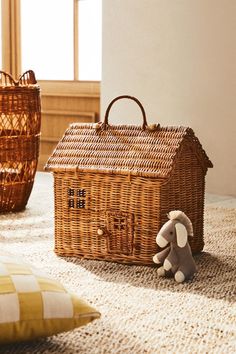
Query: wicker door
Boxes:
[{"xmin": 105, "ymin": 211, "xmax": 134, "ymax": 255}]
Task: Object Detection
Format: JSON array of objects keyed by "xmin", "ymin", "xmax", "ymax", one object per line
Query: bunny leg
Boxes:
[
  {"xmin": 153, "ymin": 246, "xmax": 170, "ymax": 264},
  {"xmin": 157, "ymin": 266, "xmax": 166, "ymax": 277},
  {"xmin": 163, "ymin": 248, "xmax": 178, "ymax": 271},
  {"xmin": 174, "ymin": 270, "xmax": 185, "ymax": 283},
  {"xmin": 175, "ymin": 265, "xmax": 196, "ymax": 283},
  {"xmin": 174, "ymin": 259, "xmax": 197, "ymax": 282},
  {"xmin": 157, "ymin": 266, "xmax": 173, "ymax": 278}
]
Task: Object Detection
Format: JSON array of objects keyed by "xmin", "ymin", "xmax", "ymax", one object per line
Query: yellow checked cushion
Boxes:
[{"xmin": 0, "ymin": 251, "xmax": 100, "ymax": 344}]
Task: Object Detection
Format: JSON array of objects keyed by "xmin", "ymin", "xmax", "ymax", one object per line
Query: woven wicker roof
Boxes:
[{"xmin": 45, "ymin": 123, "xmax": 213, "ymax": 178}]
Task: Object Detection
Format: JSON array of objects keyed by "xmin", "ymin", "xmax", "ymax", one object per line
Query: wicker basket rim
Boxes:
[{"xmin": 0, "ymin": 70, "xmax": 38, "ymax": 87}]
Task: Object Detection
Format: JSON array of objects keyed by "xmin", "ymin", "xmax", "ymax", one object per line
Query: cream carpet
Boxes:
[{"xmin": 0, "ymin": 176, "xmax": 235, "ymax": 353}]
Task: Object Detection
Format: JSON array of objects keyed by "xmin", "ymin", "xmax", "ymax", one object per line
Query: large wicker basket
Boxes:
[
  {"xmin": 45, "ymin": 95, "xmax": 213, "ymax": 265},
  {"xmin": 0, "ymin": 70, "xmax": 41, "ymax": 212}
]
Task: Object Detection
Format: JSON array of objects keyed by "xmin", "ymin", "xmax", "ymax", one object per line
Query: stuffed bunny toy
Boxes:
[{"xmin": 153, "ymin": 210, "xmax": 197, "ymax": 283}]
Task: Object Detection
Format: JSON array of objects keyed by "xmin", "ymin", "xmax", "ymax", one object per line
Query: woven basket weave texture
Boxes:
[
  {"xmin": 45, "ymin": 95, "xmax": 212, "ymax": 265},
  {"xmin": 0, "ymin": 70, "xmax": 41, "ymax": 212}
]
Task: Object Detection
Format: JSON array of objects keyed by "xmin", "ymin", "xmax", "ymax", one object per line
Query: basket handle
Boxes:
[
  {"xmin": 103, "ymin": 95, "xmax": 148, "ymax": 130},
  {"xmin": 0, "ymin": 70, "xmax": 37, "ymax": 86},
  {"xmin": 0, "ymin": 71, "xmax": 15, "ymax": 86},
  {"xmin": 18, "ymin": 70, "xmax": 37, "ymax": 85}
]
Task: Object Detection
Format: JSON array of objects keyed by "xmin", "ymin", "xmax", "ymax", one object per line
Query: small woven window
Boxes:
[
  {"xmin": 68, "ymin": 188, "xmax": 74, "ymax": 196},
  {"xmin": 68, "ymin": 199, "xmax": 74, "ymax": 208},
  {"xmin": 77, "ymin": 200, "xmax": 85, "ymax": 209},
  {"xmin": 67, "ymin": 187, "xmax": 86, "ymax": 210},
  {"xmin": 78, "ymin": 189, "xmax": 86, "ymax": 197},
  {"xmin": 114, "ymin": 217, "xmax": 126, "ymax": 231}
]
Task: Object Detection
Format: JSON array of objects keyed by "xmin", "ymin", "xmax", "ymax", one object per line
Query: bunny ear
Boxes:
[{"xmin": 175, "ymin": 222, "xmax": 188, "ymax": 248}]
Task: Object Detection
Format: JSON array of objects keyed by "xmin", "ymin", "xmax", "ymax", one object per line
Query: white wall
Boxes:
[{"xmin": 101, "ymin": 0, "xmax": 236, "ymax": 196}]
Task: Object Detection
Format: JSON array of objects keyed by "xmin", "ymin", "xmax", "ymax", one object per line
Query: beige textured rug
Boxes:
[{"xmin": 0, "ymin": 178, "xmax": 235, "ymax": 353}]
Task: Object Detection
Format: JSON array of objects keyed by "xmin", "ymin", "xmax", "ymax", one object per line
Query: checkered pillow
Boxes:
[{"xmin": 0, "ymin": 251, "xmax": 100, "ymax": 344}]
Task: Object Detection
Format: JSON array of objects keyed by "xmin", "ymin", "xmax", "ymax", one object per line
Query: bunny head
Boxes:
[{"xmin": 156, "ymin": 210, "xmax": 193, "ymax": 248}]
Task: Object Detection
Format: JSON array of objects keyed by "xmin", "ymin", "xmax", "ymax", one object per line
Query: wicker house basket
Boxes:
[
  {"xmin": 0, "ymin": 70, "xmax": 41, "ymax": 212},
  {"xmin": 45, "ymin": 95, "xmax": 213, "ymax": 265}
]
